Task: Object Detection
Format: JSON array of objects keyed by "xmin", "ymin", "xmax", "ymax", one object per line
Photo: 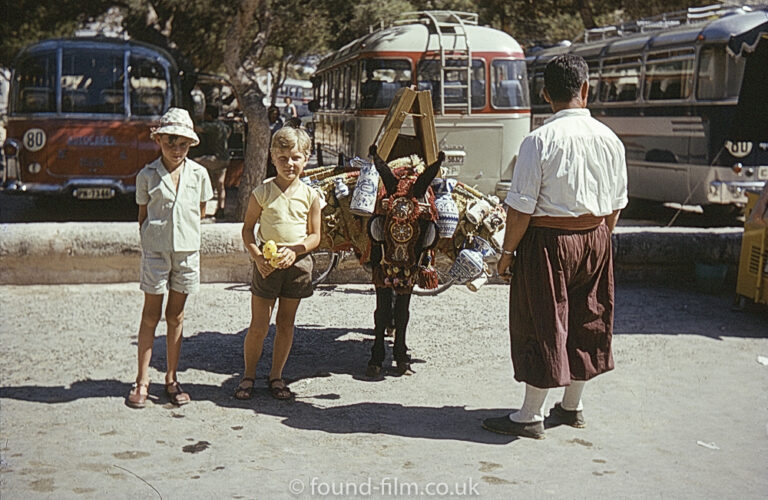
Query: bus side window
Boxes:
[
  {"xmin": 645, "ymin": 51, "xmax": 693, "ymax": 101},
  {"xmin": 491, "ymin": 59, "xmax": 529, "ymax": 109},
  {"xmin": 600, "ymin": 61, "xmax": 640, "ymax": 102},
  {"xmin": 360, "ymin": 59, "xmax": 411, "ymax": 110}
]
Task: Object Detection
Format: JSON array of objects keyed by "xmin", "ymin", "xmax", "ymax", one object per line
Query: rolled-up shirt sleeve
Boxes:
[
  {"xmin": 611, "ymin": 140, "xmax": 629, "ymax": 211},
  {"xmin": 504, "ymin": 135, "xmax": 542, "ymax": 214},
  {"xmin": 135, "ymin": 169, "xmax": 149, "ymax": 205}
]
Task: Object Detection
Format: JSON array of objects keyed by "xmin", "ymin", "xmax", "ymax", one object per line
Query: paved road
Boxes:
[{"xmin": 0, "ymin": 282, "xmax": 766, "ymax": 499}]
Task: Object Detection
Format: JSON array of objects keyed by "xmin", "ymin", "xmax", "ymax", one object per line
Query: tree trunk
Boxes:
[
  {"xmin": 235, "ymin": 93, "xmax": 270, "ymax": 222},
  {"xmin": 575, "ymin": 0, "xmax": 598, "ymax": 29},
  {"xmin": 222, "ymin": 0, "xmax": 272, "ymax": 221}
]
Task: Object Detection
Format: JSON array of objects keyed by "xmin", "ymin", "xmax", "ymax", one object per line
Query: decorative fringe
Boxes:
[{"xmin": 418, "ymin": 267, "xmax": 439, "ymax": 289}]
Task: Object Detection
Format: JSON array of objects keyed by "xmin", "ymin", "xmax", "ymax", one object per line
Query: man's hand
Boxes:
[
  {"xmin": 254, "ymin": 254, "xmax": 275, "ymax": 278},
  {"xmin": 497, "ymin": 253, "xmax": 515, "ymax": 282}
]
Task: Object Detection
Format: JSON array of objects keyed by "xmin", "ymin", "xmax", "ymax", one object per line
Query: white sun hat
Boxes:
[{"xmin": 150, "ymin": 107, "xmax": 200, "ymax": 146}]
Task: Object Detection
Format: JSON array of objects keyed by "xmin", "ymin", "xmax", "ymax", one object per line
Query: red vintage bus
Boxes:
[{"xmin": 2, "ymin": 37, "xmax": 244, "ymax": 201}]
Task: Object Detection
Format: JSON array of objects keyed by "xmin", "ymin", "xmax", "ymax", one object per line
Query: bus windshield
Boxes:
[
  {"xmin": 418, "ymin": 58, "xmax": 486, "ymax": 110},
  {"xmin": 11, "ymin": 45, "xmax": 170, "ymax": 116},
  {"xmin": 13, "ymin": 51, "xmax": 56, "ymax": 113},
  {"xmin": 61, "ymin": 49, "xmax": 125, "ymax": 114}
]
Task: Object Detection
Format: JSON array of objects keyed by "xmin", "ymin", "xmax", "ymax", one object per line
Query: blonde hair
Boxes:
[{"xmin": 271, "ymin": 126, "xmax": 311, "ymax": 156}]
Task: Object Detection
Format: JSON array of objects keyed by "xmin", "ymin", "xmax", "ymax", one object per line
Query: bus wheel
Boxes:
[{"xmin": 702, "ymin": 204, "xmax": 740, "ymax": 219}]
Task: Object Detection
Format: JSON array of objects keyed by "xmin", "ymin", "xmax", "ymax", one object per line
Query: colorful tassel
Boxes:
[{"xmin": 418, "ymin": 267, "xmax": 438, "ymax": 289}]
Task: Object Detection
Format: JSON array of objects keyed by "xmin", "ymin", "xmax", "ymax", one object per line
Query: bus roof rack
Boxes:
[
  {"xmin": 576, "ymin": 3, "xmax": 752, "ymax": 43},
  {"xmin": 392, "ymin": 10, "xmax": 478, "ymax": 28}
]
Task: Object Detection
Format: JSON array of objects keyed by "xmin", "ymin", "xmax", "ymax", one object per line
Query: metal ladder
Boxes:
[{"xmin": 409, "ymin": 11, "xmax": 477, "ymax": 115}]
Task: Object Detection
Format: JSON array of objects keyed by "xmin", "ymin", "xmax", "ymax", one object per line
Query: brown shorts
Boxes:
[{"xmin": 250, "ymin": 253, "xmax": 313, "ymax": 299}]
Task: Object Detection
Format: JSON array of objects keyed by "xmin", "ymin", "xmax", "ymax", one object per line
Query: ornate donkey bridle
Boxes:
[{"xmin": 367, "ymin": 145, "xmax": 445, "ymax": 293}]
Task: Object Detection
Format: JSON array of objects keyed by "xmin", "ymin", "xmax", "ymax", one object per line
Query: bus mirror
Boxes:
[{"xmin": 308, "ymin": 100, "xmax": 319, "ymax": 113}]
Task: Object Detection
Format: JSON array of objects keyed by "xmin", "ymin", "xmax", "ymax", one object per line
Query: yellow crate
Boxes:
[{"xmin": 736, "ymin": 190, "xmax": 768, "ymax": 304}]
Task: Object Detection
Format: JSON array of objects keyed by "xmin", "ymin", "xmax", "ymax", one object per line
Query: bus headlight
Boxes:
[
  {"xmin": 28, "ymin": 162, "xmax": 42, "ymax": 174},
  {"xmin": 3, "ymin": 139, "xmax": 20, "ymax": 158}
]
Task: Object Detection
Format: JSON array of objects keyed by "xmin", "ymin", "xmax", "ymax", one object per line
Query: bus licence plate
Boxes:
[
  {"xmin": 758, "ymin": 166, "xmax": 768, "ymax": 180},
  {"xmin": 74, "ymin": 187, "xmax": 115, "ymax": 200},
  {"xmin": 442, "ymin": 164, "xmax": 460, "ymax": 177}
]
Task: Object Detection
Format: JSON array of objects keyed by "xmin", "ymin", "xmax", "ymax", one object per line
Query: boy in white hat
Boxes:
[{"xmin": 127, "ymin": 107, "xmax": 214, "ymax": 408}]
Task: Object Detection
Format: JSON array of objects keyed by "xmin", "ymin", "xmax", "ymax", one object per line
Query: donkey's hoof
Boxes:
[
  {"xmin": 394, "ymin": 362, "xmax": 413, "ymax": 376},
  {"xmin": 365, "ymin": 364, "xmax": 383, "ymax": 378}
]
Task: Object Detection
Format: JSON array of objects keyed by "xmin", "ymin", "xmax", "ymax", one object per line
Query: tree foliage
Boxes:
[{"xmin": 0, "ymin": 0, "xmax": 114, "ymax": 66}]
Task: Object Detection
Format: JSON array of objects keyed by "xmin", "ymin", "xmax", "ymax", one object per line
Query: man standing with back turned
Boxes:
[{"xmin": 483, "ymin": 55, "xmax": 627, "ymax": 440}]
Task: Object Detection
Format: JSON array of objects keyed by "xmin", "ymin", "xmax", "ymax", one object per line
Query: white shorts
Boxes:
[{"xmin": 140, "ymin": 250, "xmax": 200, "ymax": 295}]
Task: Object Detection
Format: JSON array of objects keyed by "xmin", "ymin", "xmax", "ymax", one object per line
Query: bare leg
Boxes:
[
  {"xmin": 164, "ymin": 289, "xmax": 188, "ymax": 384},
  {"xmin": 135, "ymin": 293, "xmax": 164, "ymax": 388},
  {"xmin": 269, "ymin": 297, "xmax": 300, "ymax": 381},
  {"xmin": 240, "ymin": 295, "xmax": 275, "ymax": 388},
  {"xmin": 216, "ymin": 169, "xmax": 227, "ymax": 211}
]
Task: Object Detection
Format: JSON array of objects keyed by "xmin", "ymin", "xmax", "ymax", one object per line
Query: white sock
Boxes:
[
  {"xmin": 509, "ymin": 384, "xmax": 548, "ymax": 423},
  {"xmin": 561, "ymin": 380, "xmax": 586, "ymax": 411}
]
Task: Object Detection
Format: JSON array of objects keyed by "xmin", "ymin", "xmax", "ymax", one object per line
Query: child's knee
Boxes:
[
  {"xmin": 141, "ymin": 310, "xmax": 162, "ymax": 329},
  {"xmin": 246, "ymin": 323, "xmax": 269, "ymax": 341},
  {"xmin": 275, "ymin": 324, "xmax": 294, "ymax": 337},
  {"xmin": 165, "ymin": 310, "xmax": 185, "ymax": 328}
]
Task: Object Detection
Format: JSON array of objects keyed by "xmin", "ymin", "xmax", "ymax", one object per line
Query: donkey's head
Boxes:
[{"xmin": 367, "ymin": 145, "xmax": 445, "ymax": 291}]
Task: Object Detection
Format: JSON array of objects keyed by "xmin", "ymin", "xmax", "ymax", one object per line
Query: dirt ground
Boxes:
[{"xmin": 0, "ymin": 282, "xmax": 766, "ymax": 499}]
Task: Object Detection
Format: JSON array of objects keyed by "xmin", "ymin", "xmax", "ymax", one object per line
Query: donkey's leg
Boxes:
[
  {"xmin": 368, "ymin": 287, "xmax": 393, "ymax": 375},
  {"xmin": 393, "ymin": 292, "xmax": 413, "ymax": 373}
]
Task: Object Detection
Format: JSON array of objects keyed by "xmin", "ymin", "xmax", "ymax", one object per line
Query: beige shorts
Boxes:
[{"xmin": 140, "ymin": 250, "xmax": 200, "ymax": 295}]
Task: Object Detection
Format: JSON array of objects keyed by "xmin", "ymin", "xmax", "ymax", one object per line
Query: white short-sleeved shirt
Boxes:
[
  {"xmin": 504, "ymin": 108, "xmax": 628, "ymax": 217},
  {"xmin": 135, "ymin": 157, "xmax": 214, "ymax": 252}
]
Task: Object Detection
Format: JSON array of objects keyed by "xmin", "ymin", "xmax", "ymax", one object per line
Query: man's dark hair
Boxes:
[{"xmin": 544, "ymin": 55, "xmax": 589, "ymax": 103}]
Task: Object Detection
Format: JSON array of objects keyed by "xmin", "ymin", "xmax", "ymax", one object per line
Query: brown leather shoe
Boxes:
[
  {"xmin": 126, "ymin": 382, "xmax": 149, "ymax": 409},
  {"xmin": 482, "ymin": 415, "xmax": 545, "ymax": 439}
]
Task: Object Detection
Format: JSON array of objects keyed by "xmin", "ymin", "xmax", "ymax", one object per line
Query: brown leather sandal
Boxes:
[
  {"xmin": 164, "ymin": 381, "xmax": 191, "ymax": 406},
  {"xmin": 126, "ymin": 381, "xmax": 149, "ymax": 409},
  {"xmin": 268, "ymin": 378, "xmax": 293, "ymax": 400},
  {"xmin": 234, "ymin": 377, "xmax": 256, "ymax": 400}
]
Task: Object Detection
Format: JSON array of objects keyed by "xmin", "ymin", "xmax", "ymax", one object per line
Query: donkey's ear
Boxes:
[
  {"xmin": 369, "ymin": 144, "xmax": 398, "ymax": 196},
  {"xmin": 413, "ymin": 151, "xmax": 445, "ymax": 199}
]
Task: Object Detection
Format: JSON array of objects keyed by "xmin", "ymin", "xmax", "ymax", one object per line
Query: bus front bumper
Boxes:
[
  {"xmin": 708, "ymin": 179, "xmax": 766, "ymax": 205},
  {"xmin": 1, "ymin": 178, "xmax": 135, "ymax": 200}
]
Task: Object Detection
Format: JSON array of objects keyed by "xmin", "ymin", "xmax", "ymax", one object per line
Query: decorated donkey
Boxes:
[{"xmin": 365, "ymin": 145, "xmax": 445, "ymax": 377}]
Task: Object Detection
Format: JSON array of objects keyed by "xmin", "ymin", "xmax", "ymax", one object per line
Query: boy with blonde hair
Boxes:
[{"xmin": 236, "ymin": 126, "xmax": 322, "ymax": 400}]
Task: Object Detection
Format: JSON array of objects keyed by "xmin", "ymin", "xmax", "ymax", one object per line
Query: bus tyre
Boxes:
[{"xmin": 702, "ymin": 204, "xmax": 741, "ymax": 219}]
